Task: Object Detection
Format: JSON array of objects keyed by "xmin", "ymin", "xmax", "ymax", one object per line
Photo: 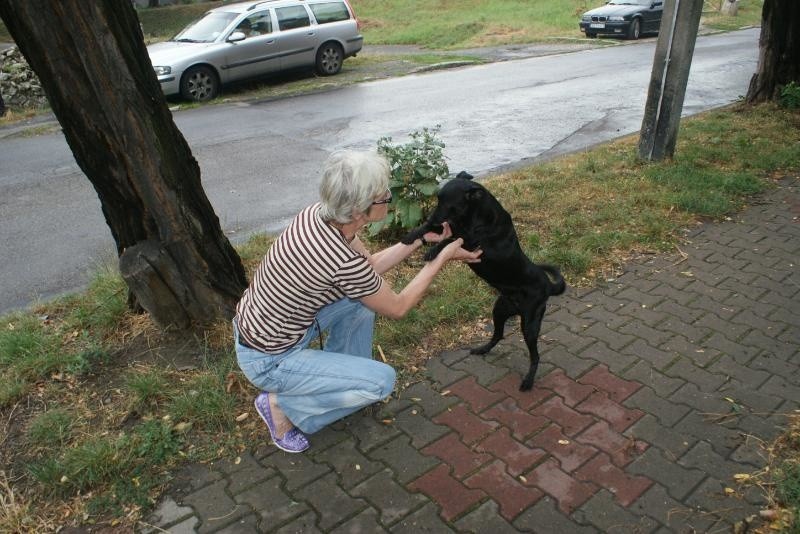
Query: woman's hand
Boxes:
[
  {"xmin": 442, "ymin": 238, "xmax": 482, "ymax": 264},
  {"xmin": 423, "ymin": 222, "xmax": 453, "ymax": 244}
]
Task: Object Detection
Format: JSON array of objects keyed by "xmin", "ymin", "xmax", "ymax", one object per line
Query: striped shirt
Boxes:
[{"xmin": 235, "ymin": 203, "xmax": 383, "ymax": 353}]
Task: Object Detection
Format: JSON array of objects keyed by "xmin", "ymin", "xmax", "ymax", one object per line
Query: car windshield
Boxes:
[
  {"xmin": 172, "ymin": 12, "xmax": 238, "ymax": 43},
  {"xmin": 608, "ymin": 0, "xmax": 651, "ymax": 5}
]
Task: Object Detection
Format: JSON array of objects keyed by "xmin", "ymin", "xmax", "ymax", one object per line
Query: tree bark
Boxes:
[
  {"xmin": 720, "ymin": 0, "xmax": 739, "ymax": 16},
  {"xmin": 0, "ymin": 1, "xmax": 248, "ymax": 329},
  {"xmin": 746, "ymin": 0, "xmax": 800, "ymax": 103}
]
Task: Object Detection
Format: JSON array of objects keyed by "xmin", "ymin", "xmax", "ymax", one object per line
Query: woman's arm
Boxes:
[
  {"xmin": 356, "ymin": 222, "xmax": 455, "ymax": 275},
  {"xmin": 367, "ymin": 240, "xmax": 423, "ymax": 275},
  {"xmin": 360, "ymin": 238, "xmax": 481, "ymax": 319}
]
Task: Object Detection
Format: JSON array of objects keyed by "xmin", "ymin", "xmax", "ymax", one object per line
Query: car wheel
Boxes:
[
  {"xmin": 315, "ymin": 42, "xmax": 344, "ymax": 76},
  {"xmin": 627, "ymin": 18, "xmax": 641, "ymax": 40},
  {"xmin": 180, "ymin": 65, "xmax": 219, "ymax": 102}
]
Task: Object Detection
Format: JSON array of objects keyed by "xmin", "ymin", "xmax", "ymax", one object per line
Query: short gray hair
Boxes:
[{"xmin": 319, "ymin": 150, "xmax": 390, "ymax": 224}]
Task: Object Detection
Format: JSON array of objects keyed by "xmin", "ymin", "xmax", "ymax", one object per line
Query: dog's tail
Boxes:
[{"xmin": 541, "ymin": 265, "xmax": 566, "ymax": 296}]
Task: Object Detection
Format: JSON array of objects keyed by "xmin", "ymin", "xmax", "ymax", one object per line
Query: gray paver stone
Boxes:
[
  {"xmin": 329, "ymin": 507, "xmax": 388, "ymax": 533},
  {"xmin": 624, "ymin": 387, "xmax": 691, "ymax": 428},
  {"xmin": 389, "ymin": 502, "xmax": 457, "ymax": 533},
  {"xmin": 140, "ymin": 496, "xmax": 194, "ymax": 533},
  {"xmin": 312, "ymin": 439, "xmax": 383, "ymax": 489},
  {"xmin": 234, "ymin": 476, "xmax": 310, "ymax": 528},
  {"xmin": 574, "ymin": 489, "xmax": 659, "ymax": 533},
  {"xmin": 350, "ymin": 468, "xmax": 429, "ymax": 526},
  {"xmin": 181, "ymin": 479, "xmax": 251, "ymax": 534},
  {"xmin": 513, "ymin": 496, "xmax": 596, "ymax": 533},
  {"xmin": 627, "ymin": 448, "xmax": 706, "ymax": 501},
  {"xmin": 274, "ymin": 511, "xmax": 322, "ymax": 534},
  {"xmin": 260, "ymin": 451, "xmax": 330, "ymax": 492},
  {"xmin": 294, "ymin": 472, "xmax": 368, "ymax": 530},
  {"xmin": 453, "ymin": 500, "xmax": 522, "ymax": 534},
  {"xmin": 367, "ymin": 434, "xmax": 440, "ymax": 485}
]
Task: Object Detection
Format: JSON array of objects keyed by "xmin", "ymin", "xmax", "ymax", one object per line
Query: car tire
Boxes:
[
  {"xmin": 627, "ymin": 18, "xmax": 641, "ymax": 40},
  {"xmin": 315, "ymin": 42, "xmax": 344, "ymax": 76},
  {"xmin": 180, "ymin": 65, "xmax": 219, "ymax": 102}
]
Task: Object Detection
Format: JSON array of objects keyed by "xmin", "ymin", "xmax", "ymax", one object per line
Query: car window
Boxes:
[
  {"xmin": 309, "ymin": 2, "xmax": 350, "ymax": 24},
  {"xmin": 234, "ymin": 10, "xmax": 273, "ymax": 38},
  {"xmin": 276, "ymin": 5, "xmax": 311, "ymax": 31},
  {"xmin": 173, "ymin": 12, "xmax": 238, "ymax": 42}
]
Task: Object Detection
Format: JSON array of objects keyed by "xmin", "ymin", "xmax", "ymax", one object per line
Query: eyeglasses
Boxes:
[{"xmin": 372, "ymin": 190, "xmax": 393, "ymax": 205}]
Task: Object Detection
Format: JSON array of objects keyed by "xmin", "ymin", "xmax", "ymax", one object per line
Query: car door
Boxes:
[
  {"xmin": 221, "ymin": 9, "xmax": 280, "ymax": 83},
  {"xmin": 274, "ymin": 4, "xmax": 319, "ymax": 70},
  {"xmin": 643, "ymin": 0, "xmax": 663, "ymax": 33}
]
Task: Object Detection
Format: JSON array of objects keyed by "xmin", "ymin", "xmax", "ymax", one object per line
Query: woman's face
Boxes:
[{"xmin": 365, "ymin": 188, "xmax": 392, "ymax": 222}]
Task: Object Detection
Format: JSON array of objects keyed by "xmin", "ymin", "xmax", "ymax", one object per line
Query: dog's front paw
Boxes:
[{"xmin": 400, "ymin": 228, "xmax": 424, "ymax": 245}]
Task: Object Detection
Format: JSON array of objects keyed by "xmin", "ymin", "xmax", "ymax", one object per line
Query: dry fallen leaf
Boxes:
[
  {"xmin": 558, "ymin": 439, "xmax": 570, "ymax": 445},
  {"xmin": 235, "ymin": 412, "xmax": 250, "ymax": 422}
]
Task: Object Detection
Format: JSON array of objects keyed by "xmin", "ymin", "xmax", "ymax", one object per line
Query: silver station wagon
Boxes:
[{"xmin": 147, "ymin": 0, "xmax": 363, "ymax": 102}]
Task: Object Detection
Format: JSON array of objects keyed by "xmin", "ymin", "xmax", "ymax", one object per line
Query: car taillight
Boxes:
[{"xmin": 343, "ymin": 0, "xmax": 359, "ymax": 29}]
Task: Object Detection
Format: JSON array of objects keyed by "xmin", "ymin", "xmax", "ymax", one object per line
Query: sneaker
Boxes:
[{"xmin": 254, "ymin": 392, "xmax": 309, "ymax": 453}]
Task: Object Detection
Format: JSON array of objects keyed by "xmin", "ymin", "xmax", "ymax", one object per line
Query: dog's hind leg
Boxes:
[
  {"xmin": 471, "ymin": 295, "xmax": 517, "ymax": 356},
  {"xmin": 518, "ymin": 303, "xmax": 547, "ymax": 391}
]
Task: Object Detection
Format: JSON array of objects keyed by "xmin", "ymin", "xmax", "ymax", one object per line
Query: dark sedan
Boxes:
[{"xmin": 579, "ymin": 0, "xmax": 663, "ymax": 40}]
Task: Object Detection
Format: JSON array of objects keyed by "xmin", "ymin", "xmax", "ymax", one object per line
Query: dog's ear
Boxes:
[{"xmin": 456, "ymin": 171, "xmax": 474, "ymax": 180}]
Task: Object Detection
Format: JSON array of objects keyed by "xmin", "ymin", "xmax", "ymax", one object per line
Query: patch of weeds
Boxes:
[
  {"xmin": 168, "ymin": 372, "xmax": 236, "ymax": 433},
  {"xmin": 125, "ymin": 366, "xmax": 171, "ymax": 412},
  {"xmin": 781, "ymin": 81, "xmax": 800, "ymax": 110},
  {"xmin": 28, "ymin": 418, "xmax": 181, "ymax": 507},
  {"xmin": 65, "ymin": 346, "xmax": 113, "ymax": 377},
  {"xmin": 26, "ymin": 408, "xmax": 76, "ymax": 449},
  {"xmin": 62, "ymin": 268, "xmax": 127, "ymax": 332}
]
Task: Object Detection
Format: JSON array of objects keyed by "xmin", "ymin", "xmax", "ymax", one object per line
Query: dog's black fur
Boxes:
[{"xmin": 402, "ymin": 171, "xmax": 566, "ymax": 391}]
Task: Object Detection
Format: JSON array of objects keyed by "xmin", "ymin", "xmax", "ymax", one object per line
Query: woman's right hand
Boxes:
[{"xmin": 442, "ymin": 238, "xmax": 482, "ymax": 264}]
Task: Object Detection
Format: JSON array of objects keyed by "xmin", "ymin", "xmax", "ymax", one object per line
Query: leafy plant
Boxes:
[
  {"xmin": 370, "ymin": 126, "xmax": 449, "ymax": 237},
  {"xmin": 780, "ymin": 81, "xmax": 800, "ymax": 109}
]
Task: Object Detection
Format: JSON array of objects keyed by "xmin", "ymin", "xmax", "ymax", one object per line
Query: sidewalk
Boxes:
[{"xmin": 142, "ymin": 177, "xmax": 799, "ymax": 533}]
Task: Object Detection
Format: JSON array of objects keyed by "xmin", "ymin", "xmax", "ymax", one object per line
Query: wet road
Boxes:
[{"xmin": 0, "ymin": 28, "xmax": 759, "ymax": 314}]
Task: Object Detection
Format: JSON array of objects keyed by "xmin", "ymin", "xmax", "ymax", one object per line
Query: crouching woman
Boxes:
[{"xmin": 233, "ymin": 150, "xmax": 481, "ymax": 452}]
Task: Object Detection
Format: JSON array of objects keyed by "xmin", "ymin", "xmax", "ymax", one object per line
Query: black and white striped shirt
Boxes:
[{"xmin": 235, "ymin": 203, "xmax": 382, "ymax": 353}]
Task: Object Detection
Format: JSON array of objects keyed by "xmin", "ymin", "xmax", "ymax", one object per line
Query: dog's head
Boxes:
[{"xmin": 426, "ymin": 171, "xmax": 488, "ymax": 230}]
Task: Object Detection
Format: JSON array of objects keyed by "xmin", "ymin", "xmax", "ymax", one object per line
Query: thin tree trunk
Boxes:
[
  {"xmin": 0, "ymin": 1, "xmax": 248, "ymax": 329},
  {"xmin": 746, "ymin": 0, "xmax": 800, "ymax": 103}
]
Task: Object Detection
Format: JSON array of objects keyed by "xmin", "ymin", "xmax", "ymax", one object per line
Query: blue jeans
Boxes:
[{"xmin": 234, "ymin": 298, "xmax": 396, "ymax": 434}]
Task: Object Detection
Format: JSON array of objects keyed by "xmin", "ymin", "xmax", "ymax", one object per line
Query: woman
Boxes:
[{"xmin": 234, "ymin": 150, "xmax": 481, "ymax": 453}]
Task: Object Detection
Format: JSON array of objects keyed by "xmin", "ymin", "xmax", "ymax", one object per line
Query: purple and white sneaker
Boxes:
[{"xmin": 254, "ymin": 392, "xmax": 309, "ymax": 453}]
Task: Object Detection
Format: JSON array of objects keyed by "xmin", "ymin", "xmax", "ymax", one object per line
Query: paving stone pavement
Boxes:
[{"xmin": 141, "ymin": 177, "xmax": 799, "ymax": 533}]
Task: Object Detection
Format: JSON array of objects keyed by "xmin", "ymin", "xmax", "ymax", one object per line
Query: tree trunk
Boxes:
[
  {"xmin": 0, "ymin": 1, "xmax": 248, "ymax": 329},
  {"xmin": 720, "ymin": 0, "xmax": 739, "ymax": 16},
  {"xmin": 746, "ymin": 0, "xmax": 800, "ymax": 103}
]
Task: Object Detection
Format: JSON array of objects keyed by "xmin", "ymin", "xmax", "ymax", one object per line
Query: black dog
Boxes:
[{"xmin": 402, "ymin": 172, "xmax": 566, "ymax": 391}]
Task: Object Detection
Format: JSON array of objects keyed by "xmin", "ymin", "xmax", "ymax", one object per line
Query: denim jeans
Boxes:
[{"xmin": 234, "ymin": 298, "xmax": 396, "ymax": 434}]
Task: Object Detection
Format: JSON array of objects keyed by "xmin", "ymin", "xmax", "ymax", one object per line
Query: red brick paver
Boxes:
[
  {"xmin": 465, "ymin": 460, "xmax": 545, "ymax": 521},
  {"xmin": 407, "ymin": 464, "xmax": 486, "ymax": 521},
  {"xmin": 413, "ymin": 365, "xmax": 657, "ymax": 522},
  {"xmin": 422, "ymin": 433, "xmax": 493, "ymax": 478}
]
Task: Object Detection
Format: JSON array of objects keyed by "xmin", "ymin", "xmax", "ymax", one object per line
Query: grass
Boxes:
[{"xmin": 0, "ymin": 100, "xmax": 797, "ymax": 531}]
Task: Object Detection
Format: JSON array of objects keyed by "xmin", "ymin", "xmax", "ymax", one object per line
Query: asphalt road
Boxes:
[{"xmin": 0, "ymin": 28, "xmax": 759, "ymax": 315}]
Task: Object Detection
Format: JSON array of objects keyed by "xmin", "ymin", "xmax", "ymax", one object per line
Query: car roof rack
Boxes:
[{"xmin": 247, "ymin": 0, "xmax": 304, "ymax": 10}]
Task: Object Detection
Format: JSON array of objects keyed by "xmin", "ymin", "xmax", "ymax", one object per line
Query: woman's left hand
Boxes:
[{"xmin": 423, "ymin": 222, "xmax": 453, "ymax": 243}]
